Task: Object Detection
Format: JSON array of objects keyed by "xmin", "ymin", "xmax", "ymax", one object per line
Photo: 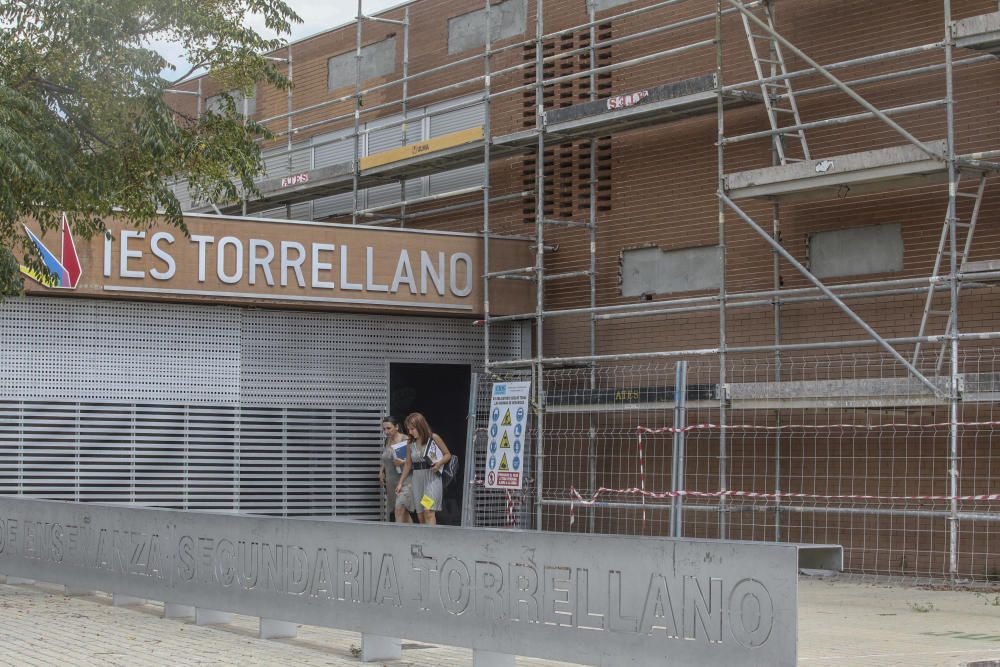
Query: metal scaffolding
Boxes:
[{"xmin": 171, "ymin": 0, "xmax": 1000, "ymax": 581}]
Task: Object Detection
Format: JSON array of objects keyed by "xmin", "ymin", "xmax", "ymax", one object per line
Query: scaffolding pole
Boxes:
[
  {"xmin": 943, "ymin": 0, "xmax": 961, "ymax": 581},
  {"xmin": 715, "ymin": 0, "xmax": 729, "ymax": 539}
]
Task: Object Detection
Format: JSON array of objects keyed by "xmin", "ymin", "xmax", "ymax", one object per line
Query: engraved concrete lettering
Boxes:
[
  {"xmin": 608, "ymin": 571, "xmax": 637, "ymax": 633},
  {"xmin": 475, "ymin": 560, "xmax": 505, "ymax": 620},
  {"xmin": 728, "ymin": 578, "xmax": 774, "ymax": 648},
  {"xmin": 639, "ymin": 573, "xmax": 679, "ymax": 638},
  {"xmin": 411, "ymin": 552, "xmax": 436, "ymax": 611},
  {"xmin": 0, "ymin": 498, "xmax": 798, "ymax": 666},
  {"xmin": 684, "ymin": 576, "xmax": 722, "ymax": 643},
  {"xmin": 576, "ymin": 568, "xmax": 605, "ymax": 630},
  {"xmin": 544, "ymin": 566, "xmax": 574, "ymax": 627},
  {"xmin": 288, "ymin": 545, "xmax": 309, "ymax": 595},
  {"xmin": 439, "ymin": 557, "xmax": 471, "ymax": 615},
  {"xmin": 375, "ymin": 554, "xmax": 401, "ymax": 606},
  {"xmin": 509, "ymin": 562, "xmax": 539, "ymax": 623},
  {"xmin": 338, "ymin": 549, "xmax": 360, "ymax": 602}
]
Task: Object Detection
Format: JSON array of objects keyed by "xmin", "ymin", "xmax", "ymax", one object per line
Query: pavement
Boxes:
[{"xmin": 0, "ymin": 576, "xmax": 998, "ymax": 666}]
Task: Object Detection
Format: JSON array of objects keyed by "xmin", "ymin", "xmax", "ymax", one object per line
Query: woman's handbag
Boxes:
[
  {"xmin": 425, "ymin": 440, "xmax": 460, "ymax": 489},
  {"xmin": 440, "ymin": 455, "xmax": 460, "ymax": 489}
]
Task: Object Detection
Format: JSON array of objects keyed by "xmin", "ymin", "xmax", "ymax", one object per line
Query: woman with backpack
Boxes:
[{"xmin": 396, "ymin": 412, "xmax": 451, "ymax": 526}]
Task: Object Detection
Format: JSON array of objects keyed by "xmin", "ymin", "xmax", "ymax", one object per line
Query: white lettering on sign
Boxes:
[
  {"xmin": 102, "ymin": 233, "xmax": 478, "ymax": 301},
  {"xmin": 607, "ymin": 90, "xmax": 649, "ymax": 111},
  {"xmin": 150, "ymin": 232, "xmax": 176, "ymax": 281},
  {"xmin": 281, "ymin": 173, "xmax": 310, "ymax": 188},
  {"xmin": 120, "ymin": 230, "xmax": 146, "ymax": 279}
]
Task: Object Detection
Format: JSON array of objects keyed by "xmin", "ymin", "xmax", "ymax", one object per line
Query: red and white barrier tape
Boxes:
[
  {"xmin": 569, "ymin": 484, "xmax": 1000, "ymax": 514},
  {"xmin": 505, "ymin": 490, "xmax": 516, "ymax": 527},
  {"xmin": 637, "ymin": 431, "xmax": 647, "ymax": 526},
  {"xmin": 636, "ymin": 420, "xmax": 1000, "ymax": 435}
]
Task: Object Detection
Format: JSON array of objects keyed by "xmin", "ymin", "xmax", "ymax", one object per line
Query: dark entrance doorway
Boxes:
[{"xmin": 389, "ymin": 362, "xmax": 471, "ymax": 526}]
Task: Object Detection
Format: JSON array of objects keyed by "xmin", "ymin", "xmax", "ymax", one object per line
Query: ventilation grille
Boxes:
[
  {"xmin": 521, "ymin": 24, "xmax": 613, "ymax": 222},
  {"xmin": 0, "ymin": 297, "xmax": 522, "ymax": 518}
]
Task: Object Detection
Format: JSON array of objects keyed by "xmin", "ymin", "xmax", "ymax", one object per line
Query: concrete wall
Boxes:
[
  {"xmin": 447, "ymin": 0, "xmax": 527, "ymax": 54},
  {"xmin": 621, "ymin": 245, "xmax": 722, "ymax": 296},
  {"xmin": 808, "ymin": 223, "xmax": 904, "ymax": 279},
  {"xmin": 327, "ymin": 36, "xmax": 397, "ymax": 92},
  {"xmin": 593, "ymin": 0, "xmax": 637, "ymax": 11}
]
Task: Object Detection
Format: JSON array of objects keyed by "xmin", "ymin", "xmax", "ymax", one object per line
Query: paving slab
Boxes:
[{"xmin": 0, "ymin": 576, "xmax": 998, "ymax": 666}]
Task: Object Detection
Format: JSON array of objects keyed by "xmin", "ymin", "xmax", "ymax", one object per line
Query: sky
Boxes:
[{"xmin": 157, "ymin": 0, "xmax": 406, "ymax": 81}]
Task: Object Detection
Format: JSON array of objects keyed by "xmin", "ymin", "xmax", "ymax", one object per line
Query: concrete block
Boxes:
[
  {"xmin": 361, "ymin": 633, "xmax": 401, "ymax": 662},
  {"xmin": 5, "ymin": 577, "xmax": 35, "ymax": 585},
  {"xmin": 163, "ymin": 603, "xmax": 195, "ymax": 619},
  {"xmin": 112, "ymin": 594, "xmax": 147, "ymax": 607},
  {"xmin": 259, "ymin": 618, "xmax": 298, "ymax": 639},
  {"xmin": 195, "ymin": 608, "xmax": 233, "ymax": 625},
  {"xmin": 473, "ymin": 650, "xmax": 516, "ymax": 667}
]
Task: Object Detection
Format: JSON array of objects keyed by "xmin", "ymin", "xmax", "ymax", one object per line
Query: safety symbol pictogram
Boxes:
[
  {"xmin": 501, "ymin": 409, "xmax": 513, "ymax": 426},
  {"xmin": 499, "ymin": 453, "xmax": 509, "ymax": 471},
  {"xmin": 499, "ymin": 432, "xmax": 511, "ymax": 448}
]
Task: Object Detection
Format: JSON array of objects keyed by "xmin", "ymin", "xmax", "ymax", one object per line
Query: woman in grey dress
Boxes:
[
  {"xmin": 379, "ymin": 416, "xmax": 412, "ymax": 523},
  {"xmin": 396, "ymin": 412, "xmax": 452, "ymax": 526}
]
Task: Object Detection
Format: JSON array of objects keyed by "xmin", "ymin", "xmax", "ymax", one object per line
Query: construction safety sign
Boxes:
[{"xmin": 485, "ymin": 381, "xmax": 530, "ymax": 489}]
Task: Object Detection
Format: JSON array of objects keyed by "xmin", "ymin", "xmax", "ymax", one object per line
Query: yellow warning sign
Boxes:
[
  {"xmin": 501, "ymin": 409, "xmax": 513, "ymax": 426},
  {"xmin": 499, "ymin": 453, "xmax": 509, "ymax": 471},
  {"xmin": 499, "ymin": 432, "xmax": 511, "ymax": 448}
]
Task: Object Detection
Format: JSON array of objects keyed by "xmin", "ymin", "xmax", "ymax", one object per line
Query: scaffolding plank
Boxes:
[
  {"xmin": 724, "ymin": 140, "xmax": 949, "ymax": 201},
  {"xmin": 954, "ymin": 12, "xmax": 1000, "ymax": 54},
  {"xmin": 495, "ymin": 75, "xmax": 759, "ymax": 147},
  {"xmin": 359, "ymin": 126, "xmax": 484, "ymax": 170},
  {"xmin": 215, "ymin": 126, "xmax": 531, "ymax": 215}
]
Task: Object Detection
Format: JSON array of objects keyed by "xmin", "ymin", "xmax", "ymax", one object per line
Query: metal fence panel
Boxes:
[{"xmin": 468, "ymin": 354, "xmax": 1000, "ymax": 583}]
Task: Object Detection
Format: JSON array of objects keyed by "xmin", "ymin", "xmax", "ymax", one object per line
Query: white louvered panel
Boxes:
[
  {"xmin": 0, "ymin": 297, "xmax": 522, "ymax": 518},
  {"xmin": 428, "ymin": 164, "xmax": 484, "ymax": 196},
  {"xmin": 262, "ymin": 147, "xmax": 290, "ymax": 180},
  {"xmin": 172, "ymin": 180, "xmax": 193, "ymax": 210},
  {"xmin": 428, "ymin": 95, "xmax": 486, "ymax": 195},
  {"xmin": 428, "ymin": 95, "xmax": 484, "ymax": 137},
  {"xmin": 289, "ymin": 139, "xmax": 312, "ymax": 173},
  {"xmin": 262, "ymin": 141, "xmax": 312, "ymax": 181},
  {"xmin": 313, "ymin": 129, "xmax": 354, "ymax": 167},
  {"xmin": 366, "ymin": 181, "xmax": 424, "ymax": 210},
  {"xmin": 289, "ymin": 201, "xmax": 313, "ymax": 221},
  {"xmin": 364, "ymin": 114, "xmax": 411, "ymax": 211},
  {"xmin": 367, "ymin": 114, "xmax": 404, "ymax": 154},
  {"xmin": 312, "ymin": 193, "xmax": 355, "ymax": 219},
  {"xmin": 258, "ymin": 207, "xmax": 290, "ymax": 220}
]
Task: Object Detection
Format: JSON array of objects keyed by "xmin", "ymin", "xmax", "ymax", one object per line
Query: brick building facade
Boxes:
[{"xmin": 163, "ymin": 0, "xmax": 1000, "ymax": 580}]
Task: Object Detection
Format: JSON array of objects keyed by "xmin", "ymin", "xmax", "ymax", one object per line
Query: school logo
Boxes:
[{"xmin": 19, "ymin": 214, "xmax": 82, "ymax": 289}]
